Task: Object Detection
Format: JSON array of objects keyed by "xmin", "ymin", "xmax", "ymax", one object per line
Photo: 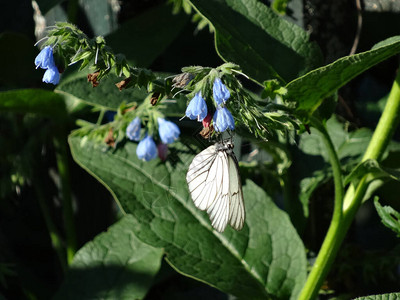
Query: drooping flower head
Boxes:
[
  {"xmin": 213, "ymin": 77, "xmax": 230, "ymax": 105},
  {"xmin": 136, "ymin": 135, "xmax": 157, "ymax": 161},
  {"xmin": 42, "ymin": 65, "xmax": 60, "ymax": 85},
  {"xmin": 185, "ymin": 92, "xmax": 207, "ymax": 121},
  {"xmin": 34, "ymin": 45, "xmax": 61, "ymax": 85},
  {"xmin": 34, "ymin": 46, "xmax": 55, "ymax": 69},
  {"xmin": 157, "ymin": 118, "xmax": 180, "ymax": 144},
  {"xmin": 126, "ymin": 117, "xmax": 141, "ymax": 141},
  {"xmin": 213, "ymin": 107, "xmax": 235, "ymax": 132}
]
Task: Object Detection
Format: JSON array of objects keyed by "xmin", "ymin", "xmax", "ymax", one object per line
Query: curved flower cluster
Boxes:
[
  {"xmin": 185, "ymin": 77, "xmax": 234, "ymax": 133},
  {"xmin": 126, "ymin": 116, "xmax": 180, "ymax": 161},
  {"xmin": 34, "ymin": 46, "xmax": 60, "ymax": 85}
]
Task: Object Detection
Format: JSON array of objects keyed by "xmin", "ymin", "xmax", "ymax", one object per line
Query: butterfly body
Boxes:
[{"xmin": 186, "ymin": 140, "xmax": 245, "ymax": 232}]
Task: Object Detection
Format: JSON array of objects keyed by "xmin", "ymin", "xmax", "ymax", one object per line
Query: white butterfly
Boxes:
[{"xmin": 186, "ymin": 140, "xmax": 245, "ymax": 232}]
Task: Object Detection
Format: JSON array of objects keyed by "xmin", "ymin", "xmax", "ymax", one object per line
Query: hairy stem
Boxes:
[{"xmin": 299, "ymin": 68, "xmax": 400, "ymax": 299}]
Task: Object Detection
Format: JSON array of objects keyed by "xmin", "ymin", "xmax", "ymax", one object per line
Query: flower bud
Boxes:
[
  {"xmin": 126, "ymin": 117, "xmax": 141, "ymax": 141},
  {"xmin": 136, "ymin": 135, "xmax": 157, "ymax": 161}
]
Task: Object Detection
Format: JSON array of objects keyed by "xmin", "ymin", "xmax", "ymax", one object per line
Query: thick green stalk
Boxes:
[
  {"xmin": 299, "ymin": 69, "xmax": 400, "ymax": 300},
  {"xmin": 53, "ymin": 126, "xmax": 77, "ymax": 264},
  {"xmin": 343, "ymin": 67, "xmax": 400, "ymax": 213},
  {"xmin": 298, "ymin": 117, "xmax": 344, "ymax": 300}
]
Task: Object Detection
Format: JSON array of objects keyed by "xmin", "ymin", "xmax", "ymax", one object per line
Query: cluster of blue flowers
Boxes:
[
  {"xmin": 126, "ymin": 116, "xmax": 181, "ymax": 161},
  {"xmin": 34, "ymin": 46, "xmax": 60, "ymax": 85},
  {"xmin": 34, "ymin": 43, "xmax": 234, "ymax": 162},
  {"xmin": 185, "ymin": 77, "xmax": 234, "ymax": 132}
]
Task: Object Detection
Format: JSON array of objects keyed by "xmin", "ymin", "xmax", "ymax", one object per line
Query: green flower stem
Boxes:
[
  {"xmin": 54, "ymin": 126, "xmax": 77, "ymax": 264},
  {"xmin": 299, "ymin": 68, "xmax": 400, "ymax": 300},
  {"xmin": 298, "ymin": 117, "xmax": 344, "ymax": 300},
  {"xmin": 96, "ymin": 108, "xmax": 106, "ymax": 126},
  {"xmin": 310, "ymin": 117, "xmax": 344, "ymax": 221}
]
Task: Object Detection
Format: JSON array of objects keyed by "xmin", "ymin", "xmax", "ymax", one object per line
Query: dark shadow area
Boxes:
[{"xmin": 54, "ymin": 265, "xmax": 157, "ymax": 300}]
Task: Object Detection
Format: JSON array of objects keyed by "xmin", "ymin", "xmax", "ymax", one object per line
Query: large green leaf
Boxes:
[
  {"xmin": 286, "ymin": 36, "xmax": 400, "ymax": 116},
  {"xmin": 78, "ymin": 0, "xmax": 117, "ymax": 36},
  {"xmin": 353, "ymin": 293, "xmax": 400, "ymax": 300},
  {"xmin": 0, "ymin": 89, "xmax": 66, "ymax": 117},
  {"xmin": 106, "ymin": 3, "xmax": 189, "ymax": 67},
  {"xmin": 55, "ymin": 73, "xmax": 148, "ymax": 110},
  {"xmin": 56, "ymin": 73, "xmax": 188, "ymax": 115},
  {"xmin": 189, "ymin": 0, "xmax": 322, "ymax": 83},
  {"xmin": 54, "ymin": 215, "xmax": 163, "ymax": 300},
  {"xmin": 36, "ymin": 0, "xmax": 64, "ymax": 14},
  {"xmin": 69, "ymin": 135, "xmax": 307, "ymax": 299}
]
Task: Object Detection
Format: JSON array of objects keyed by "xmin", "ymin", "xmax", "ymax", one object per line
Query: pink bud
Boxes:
[
  {"xmin": 157, "ymin": 143, "xmax": 168, "ymax": 161},
  {"xmin": 202, "ymin": 113, "xmax": 212, "ymax": 128}
]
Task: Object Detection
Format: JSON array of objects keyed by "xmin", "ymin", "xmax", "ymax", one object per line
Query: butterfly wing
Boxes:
[
  {"xmin": 205, "ymin": 150, "xmax": 230, "ymax": 232},
  {"xmin": 186, "ymin": 145, "xmax": 219, "ymax": 210},
  {"xmin": 187, "ymin": 145, "xmax": 230, "ymax": 232},
  {"xmin": 186, "ymin": 143, "xmax": 245, "ymax": 232},
  {"xmin": 227, "ymin": 153, "xmax": 245, "ymax": 231}
]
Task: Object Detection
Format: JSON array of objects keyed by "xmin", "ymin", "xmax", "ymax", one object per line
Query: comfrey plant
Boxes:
[
  {"xmin": 177, "ymin": 63, "xmax": 297, "ymax": 140},
  {"xmin": 34, "ymin": 24, "xmax": 294, "ymax": 159},
  {"xmin": 25, "ymin": 2, "xmax": 400, "ymax": 298},
  {"xmin": 34, "ymin": 23, "xmax": 185, "ymax": 161}
]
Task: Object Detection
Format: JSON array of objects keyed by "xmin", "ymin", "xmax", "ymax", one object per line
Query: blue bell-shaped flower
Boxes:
[
  {"xmin": 213, "ymin": 106, "xmax": 235, "ymax": 132},
  {"xmin": 34, "ymin": 46, "xmax": 55, "ymax": 69},
  {"xmin": 213, "ymin": 77, "xmax": 230, "ymax": 105},
  {"xmin": 185, "ymin": 92, "xmax": 208, "ymax": 121},
  {"xmin": 136, "ymin": 135, "xmax": 158, "ymax": 161},
  {"xmin": 157, "ymin": 118, "xmax": 180, "ymax": 144},
  {"xmin": 126, "ymin": 117, "xmax": 141, "ymax": 141},
  {"xmin": 42, "ymin": 65, "xmax": 60, "ymax": 85}
]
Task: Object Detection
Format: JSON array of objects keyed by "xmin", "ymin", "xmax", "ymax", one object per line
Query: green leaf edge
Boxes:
[{"xmin": 286, "ymin": 36, "xmax": 400, "ymax": 116}]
